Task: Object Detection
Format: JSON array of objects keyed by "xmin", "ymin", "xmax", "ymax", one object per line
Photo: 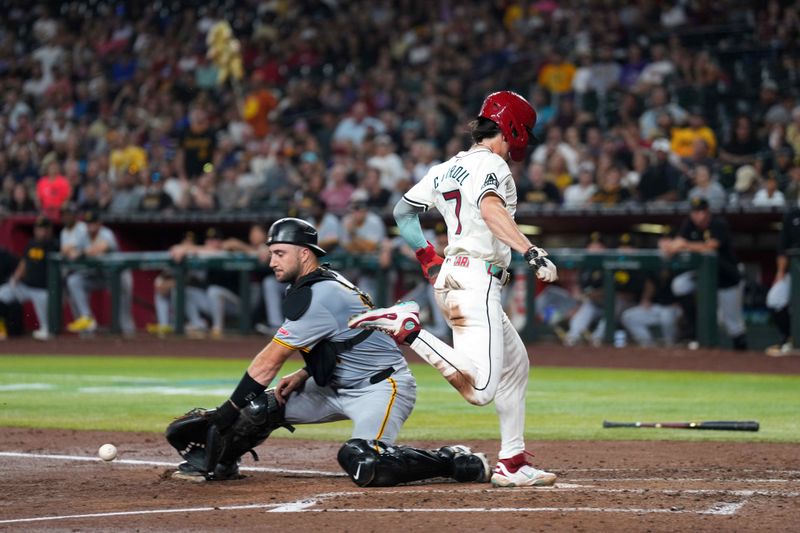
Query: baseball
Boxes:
[{"xmin": 98, "ymin": 443, "xmax": 118, "ymax": 461}]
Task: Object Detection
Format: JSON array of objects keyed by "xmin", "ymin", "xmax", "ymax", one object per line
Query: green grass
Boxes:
[{"xmin": 0, "ymin": 355, "xmax": 798, "ymax": 443}]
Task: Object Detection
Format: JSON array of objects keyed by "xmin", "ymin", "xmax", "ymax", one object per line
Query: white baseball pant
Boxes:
[
  {"xmin": 407, "ymin": 255, "xmax": 529, "ymax": 460},
  {"xmin": 620, "ymin": 303, "xmax": 681, "ymax": 346},
  {"xmin": 66, "ymin": 270, "xmax": 135, "ymax": 334},
  {"xmin": 766, "ymin": 274, "xmax": 791, "ymax": 310}
]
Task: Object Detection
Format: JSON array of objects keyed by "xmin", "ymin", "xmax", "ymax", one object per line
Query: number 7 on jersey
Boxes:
[{"xmin": 442, "ymin": 189, "xmax": 463, "ymax": 235}]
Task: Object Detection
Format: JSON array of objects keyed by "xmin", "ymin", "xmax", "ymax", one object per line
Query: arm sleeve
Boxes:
[
  {"xmin": 273, "ymin": 300, "xmax": 339, "ymax": 353},
  {"xmin": 393, "ymin": 198, "xmax": 428, "ymax": 251}
]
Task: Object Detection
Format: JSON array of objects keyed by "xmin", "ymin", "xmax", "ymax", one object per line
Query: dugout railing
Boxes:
[{"xmin": 47, "ymin": 249, "xmax": 722, "ymax": 346}]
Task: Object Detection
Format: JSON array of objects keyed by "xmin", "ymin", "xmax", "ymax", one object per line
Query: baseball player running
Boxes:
[
  {"xmin": 348, "ymin": 91, "xmax": 559, "ymax": 488},
  {"xmin": 166, "ymin": 218, "xmax": 489, "ymax": 486}
]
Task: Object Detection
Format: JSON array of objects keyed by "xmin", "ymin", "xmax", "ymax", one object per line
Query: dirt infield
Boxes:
[
  {"xmin": 1, "ymin": 428, "xmax": 798, "ymax": 532},
  {"xmin": 2, "ymin": 338, "xmax": 799, "ymax": 531}
]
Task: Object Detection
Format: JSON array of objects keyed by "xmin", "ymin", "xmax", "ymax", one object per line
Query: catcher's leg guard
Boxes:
[{"xmin": 337, "ymin": 439, "xmax": 488, "ymax": 487}]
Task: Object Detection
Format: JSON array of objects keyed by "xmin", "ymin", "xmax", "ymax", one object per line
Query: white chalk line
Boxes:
[
  {"xmin": 0, "ymin": 451, "xmax": 345, "ymax": 477},
  {"xmin": 0, "ymin": 503, "xmax": 285, "ymax": 525},
  {"xmin": 0, "ymin": 488, "xmax": 748, "ymax": 525}
]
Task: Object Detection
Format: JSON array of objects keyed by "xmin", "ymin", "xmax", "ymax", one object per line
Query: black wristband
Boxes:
[
  {"xmin": 523, "ymin": 246, "xmax": 539, "ymax": 262},
  {"xmin": 230, "ymin": 371, "xmax": 266, "ymax": 408}
]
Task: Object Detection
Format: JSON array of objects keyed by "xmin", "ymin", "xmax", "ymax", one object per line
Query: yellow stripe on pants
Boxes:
[{"xmin": 374, "ymin": 377, "xmax": 397, "ymax": 441}]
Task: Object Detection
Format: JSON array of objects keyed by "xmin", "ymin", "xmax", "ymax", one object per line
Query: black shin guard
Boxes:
[{"xmin": 338, "ymin": 439, "xmax": 458, "ymax": 487}]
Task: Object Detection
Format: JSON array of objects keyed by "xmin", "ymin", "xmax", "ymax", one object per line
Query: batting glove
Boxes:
[
  {"xmin": 524, "ymin": 246, "xmax": 558, "ymax": 283},
  {"xmin": 415, "ymin": 241, "xmax": 444, "ymax": 284}
]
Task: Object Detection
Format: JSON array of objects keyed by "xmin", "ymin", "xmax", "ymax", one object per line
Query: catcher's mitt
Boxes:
[
  {"xmin": 165, "ymin": 390, "xmax": 294, "ymax": 480},
  {"xmin": 165, "ymin": 407, "xmax": 228, "ymax": 477}
]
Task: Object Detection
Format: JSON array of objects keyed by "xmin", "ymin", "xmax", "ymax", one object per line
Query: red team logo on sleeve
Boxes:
[{"xmin": 278, "ymin": 327, "xmax": 289, "ymax": 336}]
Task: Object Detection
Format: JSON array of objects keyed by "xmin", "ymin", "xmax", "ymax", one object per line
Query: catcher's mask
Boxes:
[
  {"xmin": 478, "ymin": 90, "xmax": 537, "ymax": 162},
  {"xmin": 267, "ymin": 217, "xmax": 327, "ymax": 257}
]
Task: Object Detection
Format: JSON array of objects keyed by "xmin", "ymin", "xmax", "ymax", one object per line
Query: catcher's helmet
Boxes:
[
  {"xmin": 478, "ymin": 91, "xmax": 537, "ymax": 162},
  {"xmin": 267, "ymin": 217, "xmax": 327, "ymax": 256}
]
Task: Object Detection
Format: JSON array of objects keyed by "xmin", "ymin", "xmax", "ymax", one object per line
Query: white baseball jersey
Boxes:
[{"xmin": 403, "ymin": 146, "xmax": 516, "ymax": 268}]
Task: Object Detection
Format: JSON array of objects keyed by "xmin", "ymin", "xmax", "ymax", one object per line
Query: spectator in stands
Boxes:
[
  {"xmin": 359, "ymin": 166, "xmax": 393, "ymax": 210},
  {"xmin": 518, "ymin": 162, "xmax": 561, "ymax": 206},
  {"xmin": 752, "ymin": 173, "xmax": 786, "ymax": 207},
  {"xmin": 217, "ymin": 166, "xmax": 249, "ymax": 211},
  {"xmin": 321, "ymin": 164, "xmax": 355, "ymax": 216},
  {"xmin": 187, "ymin": 170, "xmax": 219, "ymax": 211},
  {"xmin": 332, "ymin": 101, "xmax": 385, "ymax": 149},
  {"xmin": 36, "ymin": 160, "xmax": 70, "ymax": 219},
  {"xmin": 659, "ymin": 197, "xmax": 748, "ymax": 350},
  {"xmin": 636, "ymin": 138, "xmax": 681, "ymax": 203},
  {"xmin": 765, "ymin": 199, "xmax": 800, "ymax": 356},
  {"xmin": 784, "ymin": 165, "xmax": 800, "ymax": 205},
  {"xmin": 729, "ymin": 165, "xmax": 760, "ymax": 205},
  {"xmin": 366, "ymin": 134, "xmax": 408, "ymax": 195},
  {"xmin": 562, "ymin": 162, "xmax": 597, "ymax": 207},
  {"xmin": 107, "ymin": 169, "xmax": 143, "ymax": 213},
  {"xmin": 3, "ymin": 183, "xmax": 36, "ymax": 212},
  {"xmin": 639, "ymin": 86, "xmax": 687, "ymax": 141},
  {"xmin": 537, "ymin": 49, "xmax": 576, "ymax": 97},
  {"xmin": 590, "ymin": 166, "xmax": 631, "ymax": 206},
  {"xmin": 719, "ymin": 115, "xmax": 761, "ymax": 173},
  {"xmin": 670, "ymin": 109, "xmax": 717, "ymax": 158},
  {"xmin": 177, "ymin": 108, "xmax": 217, "ymax": 180},
  {"xmin": 108, "ymin": 130, "xmax": 147, "ymax": 183},
  {"xmin": 531, "ymin": 126, "xmax": 579, "ymax": 178},
  {"xmin": 619, "ymin": 43, "xmax": 646, "ymax": 90},
  {"xmin": 138, "ymin": 171, "xmax": 175, "ymax": 213},
  {"xmin": 787, "ymin": 106, "xmax": 800, "ymax": 157},
  {"xmin": 65, "ymin": 210, "xmax": 135, "ymax": 336},
  {"xmin": 687, "ymin": 164, "xmax": 727, "ymax": 209},
  {"xmin": 341, "ymin": 191, "xmax": 385, "ymax": 300},
  {"xmin": 0, "ymin": 216, "xmax": 58, "ymax": 340},
  {"xmin": 636, "ymin": 43, "xmax": 676, "ymax": 90}
]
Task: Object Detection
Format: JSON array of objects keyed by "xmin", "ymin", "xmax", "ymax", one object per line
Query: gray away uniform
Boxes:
[{"xmin": 274, "ymin": 268, "xmax": 416, "ymax": 444}]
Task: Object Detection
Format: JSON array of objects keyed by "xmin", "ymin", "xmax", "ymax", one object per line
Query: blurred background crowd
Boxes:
[
  {"xmin": 1, "ymin": 0, "xmax": 800, "ymax": 353},
  {"xmin": 1, "ymin": 0, "xmax": 799, "ymax": 218}
]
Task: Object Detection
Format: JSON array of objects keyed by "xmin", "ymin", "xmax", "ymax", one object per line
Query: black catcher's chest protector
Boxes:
[{"xmin": 282, "ymin": 267, "xmax": 373, "ymax": 386}]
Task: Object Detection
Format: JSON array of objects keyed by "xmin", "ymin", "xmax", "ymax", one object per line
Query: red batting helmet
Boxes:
[{"xmin": 478, "ymin": 91, "xmax": 537, "ymax": 162}]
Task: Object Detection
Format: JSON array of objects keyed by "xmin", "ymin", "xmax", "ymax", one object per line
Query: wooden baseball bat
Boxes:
[{"xmin": 602, "ymin": 420, "xmax": 759, "ymax": 431}]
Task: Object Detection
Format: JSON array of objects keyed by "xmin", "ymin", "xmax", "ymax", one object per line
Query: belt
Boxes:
[
  {"xmin": 485, "ymin": 262, "xmax": 511, "ymax": 286},
  {"xmin": 333, "ymin": 366, "xmax": 396, "ymax": 391}
]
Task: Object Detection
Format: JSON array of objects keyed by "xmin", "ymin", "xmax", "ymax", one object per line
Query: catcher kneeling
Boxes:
[{"xmin": 166, "ymin": 218, "xmax": 489, "ymax": 486}]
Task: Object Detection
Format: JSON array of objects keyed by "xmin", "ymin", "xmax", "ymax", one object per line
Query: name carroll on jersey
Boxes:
[{"xmin": 434, "ymin": 164, "xmax": 470, "ymax": 188}]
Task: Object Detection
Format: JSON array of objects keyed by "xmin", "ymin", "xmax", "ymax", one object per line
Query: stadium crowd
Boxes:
[
  {"xmin": 1, "ymin": 0, "xmax": 799, "ymax": 218},
  {"xmin": 1, "ymin": 1, "xmax": 799, "ymax": 353}
]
